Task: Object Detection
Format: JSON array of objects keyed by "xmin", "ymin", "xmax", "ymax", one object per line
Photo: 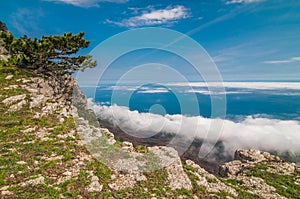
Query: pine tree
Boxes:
[
  {"xmin": 0, "ymin": 21, "xmax": 8, "ymax": 32},
  {"xmin": 0, "ymin": 32, "xmax": 96, "ymax": 76}
]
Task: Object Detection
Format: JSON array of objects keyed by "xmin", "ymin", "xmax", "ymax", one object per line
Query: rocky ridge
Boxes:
[{"xmin": 0, "ymin": 66, "xmax": 300, "ymax": 198}]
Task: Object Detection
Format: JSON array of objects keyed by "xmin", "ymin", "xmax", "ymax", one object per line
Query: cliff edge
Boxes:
[{"xmin": 0, "ymin": 64, "xmax": 300, "ymax": 198}]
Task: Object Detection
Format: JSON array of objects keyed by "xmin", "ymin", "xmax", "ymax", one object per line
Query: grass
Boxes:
[
  {"xmin": 2, "ymin": 61, "xmax": 299, "ymax": 198},
  {"xmin": 135, "ymin": 145, "xmax": 148, "ymax": 153},
  {"xmin": 246, "ymin": 163, "xmax": 300, "ymax": 198},
  {"xmin": 0, "ymin": 62, "xmax": 111, "ymax": 197}
]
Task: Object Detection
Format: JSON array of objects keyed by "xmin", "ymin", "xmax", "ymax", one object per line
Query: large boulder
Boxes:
[{"xmin": 234, "ymin": 149, "xmax": 278, "ymax": 163}]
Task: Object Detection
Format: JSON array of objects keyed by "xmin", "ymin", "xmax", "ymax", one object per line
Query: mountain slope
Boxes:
[{"xmin": 0, "ymin": 61, "xmax": 300, "ymax": 198}]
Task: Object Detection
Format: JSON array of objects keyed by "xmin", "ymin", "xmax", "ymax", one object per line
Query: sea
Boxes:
[{"xmin": 81, "ymin": 81, "xmax": 300, "ymax": 121}]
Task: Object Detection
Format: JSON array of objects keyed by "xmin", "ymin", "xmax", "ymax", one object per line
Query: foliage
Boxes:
[
  {"xmin": 135, "ymin": 145, "xmax": 149, "ymax": 153},
  {"xmin": 246, "ymin": 164, "xmax": 300, "ymax": 198},
  {"xmin": 0, "ymin": 21, "xmax": 8, "ymax": 32},
  {"xmin": 0, "ymin": 31, "xmax": 96, "ymax": 76}
]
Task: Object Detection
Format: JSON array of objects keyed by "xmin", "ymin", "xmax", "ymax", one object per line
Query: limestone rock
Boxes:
[
  {"xmin": 186, "ymin": 160, "xmax": 238, "ymax": 197},
  {"xmin": 108, "ymin": 173, "xmax": 137, "ymax": 191},
  {"xmin": 267, "ymin": 162, "xmax": 296, "ymax": 176},
  {"xmin": 8, "ymin": 99, "xmax": 27, "ymax": 111},
  {"xmin": 122, "ymin": 141, "xmax": 134, "ymax": 152},
  {"xmin": 30, "ymin": 94, "xmax": 46, "ymax": 108},
  {"xmin": 5, "ymin": 75, "xmax": 13, "ymax": 80},
  {"xmin": 167, "ymin": 159, "xmax": 193, "ymax": 190},
  {"xmin": 234, "ymin": 149, "xmax": 276, "ymax": 163},
  {"xmin": 16, "ymin": 161, "xmax": 27, "ymax": 165},
  {"xmin": 87, "ymin": 175, "xmax": 103, "ymax": 193},
  {"xmin": 101, "ymin": 128, "xmax": 116, "ymax": 145},
  {"xmin": 236, "ymin": 176, "xmax": 286, "ymax": 199},
  {"xmin": 2, "ymin": 94, "xmax": 26, "ymax": 105},
  {"xmin": 148, "ymin": 146, "xmax": 192, "ymax": 190},
  {"xmin": 4, "ymin": 85, "xmax": 18, "ymax": 90},
  {"xmin": 148, "ymin": 146, "xmax": 178, "ymax": 168},
  {"xmin": 20, "ymin": 176, "xmax": 45, "ymax": 187},
  {"xmin": 219, "ymin": 160, "xmax": 245, "ymax": 177},
  {"xmin": 21, "ymin": 126, "xmax": 38, "ymax": 133}
]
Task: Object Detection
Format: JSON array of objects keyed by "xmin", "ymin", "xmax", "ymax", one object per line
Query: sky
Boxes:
[{"xmin": 1, "ymin": 0, "xmax": 300, "ymax": 81}]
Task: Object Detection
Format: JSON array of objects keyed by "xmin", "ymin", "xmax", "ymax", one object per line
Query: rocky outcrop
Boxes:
[
  {"xmin": 234, "ymin": 149, "xmax": 280, "ymax": 163},
  {"xmin": 0, "ymin": 39, "xmax": 9, "ymax": 61},
  {"xmin": 152, "ymin": 147, "xmax": 193, "ymax": 191},
  {"xmin": 186, "ymin": 160, "xmax": 238, "ymax": 197},
  {"xmin": 1, "ymin": 65, "xmax": 299, "ymax": 198},
  {"xmin": 218, "ymin": 149, "xmax": 299, "ymax": 199},
  {"xmin": 219, "ymin": 149, "xmax": 282, "ymax": 177}
]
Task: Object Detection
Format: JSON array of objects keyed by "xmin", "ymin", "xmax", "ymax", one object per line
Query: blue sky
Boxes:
[{"xmin": 1, "ymin": 0, "xmax": 300, "ymax": 81}]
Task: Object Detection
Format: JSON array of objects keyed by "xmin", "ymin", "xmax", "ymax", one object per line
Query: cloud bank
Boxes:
[
  {"xmin": 44, "ymin": 0, "xmax": 127, "ymax": 7},
  {"xmin": 88, "ymin": 99, "xmax": 300, "ymax": 158},
  {"xmin": 167, "ymin": 82, "xmax": 300, "ymax": 90},
  {"xmin": 85, "ymin": 82, "xmax": 300, "ymax": 91},
  {"xmin": 264, "ymin": 56, "xmax": 300, "ymax": 64},
  {"xmin": 106, "ymin": 5, "xmax": 189, "ymax": 27},
  {"xmin": 225, "ymin": 0, "xmax": 265, "ymax": 5}
]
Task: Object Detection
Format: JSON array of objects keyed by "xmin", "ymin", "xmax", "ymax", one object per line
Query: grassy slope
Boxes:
[{"xmin": 1, "ymin": 63, "xmax": 299, "ymax": 198}]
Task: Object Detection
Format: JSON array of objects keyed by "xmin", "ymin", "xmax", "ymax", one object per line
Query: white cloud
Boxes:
[
  {"xmin": 185, "ymin": 89, "xmax": 251, "ymax": 95},
  {"xmin": 167, "ymin": 82, "xmax": 300, "ymax": 90},
  {"xmin": 106, "ymin": 5, "xmax": 189, "ymax": 27},
  {"xmin": 88, "ymin": 100, "xmax": 300, "ymax": 159},
  {"xmin": 137, "ymin": 89, "xmax": 169, "ymax": 94},
  {"xmin": 225, "ymin": 0, "xmax": 265, "ymax": 5},
  {"xmin": 264, "ymin": 56, "xmax": 300, "ymax": 64},
  {"xmin": 44, "ymin": 0, "xmax": 127, "ymax": 7}
]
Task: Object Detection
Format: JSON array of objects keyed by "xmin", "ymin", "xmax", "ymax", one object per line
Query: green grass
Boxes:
[
  {"xmin": 135, "ymin": 145, "xmax": 148, "ymax": 153},
  {"xmin": 246, "ymin": 164, "xmax": 300, "ymax": 198},
  {"xmin": 4, "ymin": 60, "xmax": 298, "ymax": 198},
  {"xmin": 0, "ymin": 63, "xmax": 110, "ymax": 197}
]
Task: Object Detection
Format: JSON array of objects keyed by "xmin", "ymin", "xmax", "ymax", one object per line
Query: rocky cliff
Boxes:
[{"xmin": 0, "ymin": 64, "xmax": 300, "ymax": 198}]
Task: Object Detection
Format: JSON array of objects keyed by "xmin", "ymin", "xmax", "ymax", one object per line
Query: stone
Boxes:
[
  {"xmin": 5, "ymin": 75, "xmax": 13, "ymax": 80},
  {"xmin": 20, "ymin": 176, "xmax": 45, "ymax": 187},
  {"xmin": 148, "ymin": 148, "xmax": 194, "ymax": 191},
  {"xmin": 186, "ymin": 160, "xmax": 238, "ymax": 197},
  {"xmin": 44, "ymin": 155, "xmax": 63, "ymax": 162},
  {"xmin": 91, "ymin": 127, "xmax": 102, "ymax": 137},
  {"xmin": 63, "ymin": 171, "xmax": 72, "ymax": 176},
  {"xmin": 4, "ymin": 85, "xmax": 18, "ymax": 90},
  {"xmin": 108, "ymin": 173, "xmax": 136, "ymax": 191},
  {"xmin": 87, "ymin": 175, "xmax": 103, "ymax": 193},
  {"xmin": 135, "ymin": 174, "xmax": 147, "ymax": 181},
  {"xmin": 148, "ymin": 146, "xmax": 179, "ymax": 168},
  {"xmin": 16, "ymin": 161, "xmax": 27, "ymax": 165},
  {"xmin": 267, "ymin": 162, "xmax": 295, "ymax": 175},
  {"xmin": 35, "ymin": 128, "xmax": 50, "ymax": 140},
  {"xmin": 101, "ymin": 128, "xmax": 116, "ymax": 145},
  {"xmin": 2, "ymin": 94, "xmax": 26, "ymax": 105},
  {"xmin": 121, "ymin": 141, "xmax": 134, "ymax": 152},
  {"xmin": 167, "ymin": 160, "xmax": 193, "ymax": 190},
  {"xmin": 30, "ymin": 95, "xmax": 46, "ymax": 108},
  {"xmin": 234, "ymin": 149, "xmax": 267, "ymax": 163},
  {"xmin": 101, "ymin": 128, "xmax": 113, "ymax": 137},
  {"xmin": 59, "ymin": 117, "xmax": 65, "ymax": 123},
  {"xmin": 8, "ymin": 100, "xmax": 27, "ymax": 112},
  {"xmin": 1, "ymin": 190, "xmax": 13, "ymax": 196},
  {"xmin": 219, "ymin": 160, "xmax": 244, "ymax": 177},
  {"xmin": 21, "ymin": 126, "xmax": 37, "ymax": 133},
  {"xmin": 0, "ymin": 186, "xmax": 9, "ymax": 191},
  {"xmin": 237, "ymin": 176, "xmax": 286, "ymax": 199}
]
